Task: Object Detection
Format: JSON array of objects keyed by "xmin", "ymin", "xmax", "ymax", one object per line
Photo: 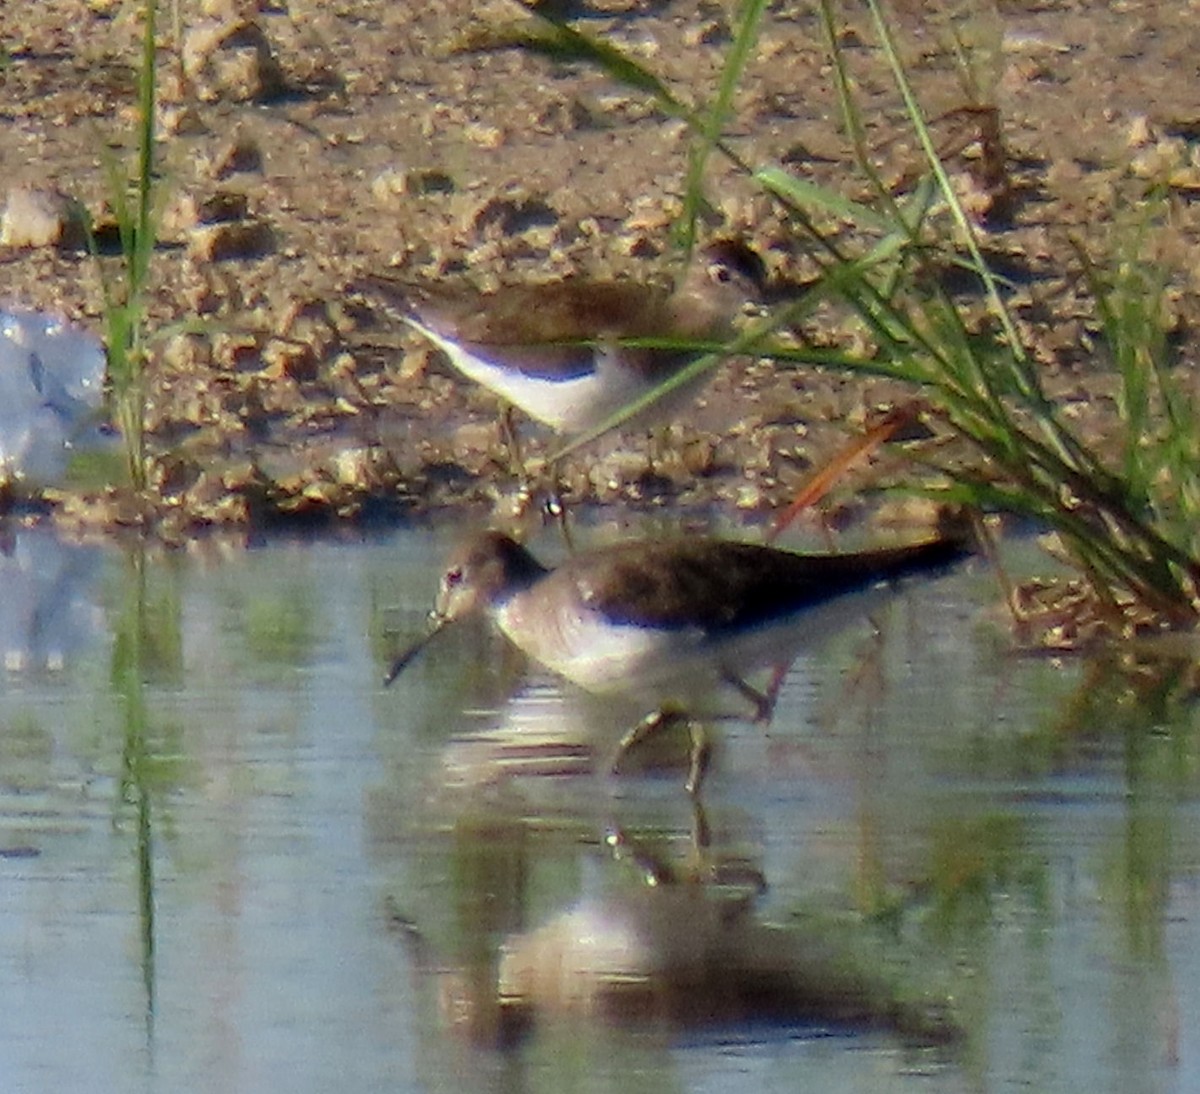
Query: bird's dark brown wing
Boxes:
[
  {"xmin": 571, "ymin": 538, "xmax": 969, "ymax": 632},
  {"xmin": 365, "ymin": 278, "xmax": 678, "ymax": 381},
  {"xmin": 414, "ymin": 281, "xmax": 672, "ymax": 344}
]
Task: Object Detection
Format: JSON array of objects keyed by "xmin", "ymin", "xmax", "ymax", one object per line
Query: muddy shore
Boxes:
[{"xmin": 2, "ymin": 1, "xmax": 1198, "ymax": 541}]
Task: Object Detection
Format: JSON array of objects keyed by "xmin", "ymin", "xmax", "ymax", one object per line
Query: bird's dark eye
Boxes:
[
  {"xmin": 444, "ymin": 565, "xmax": 464, "ymax": 588},
  {"xmin": 710, "ymin": 263, "xmax": 732, "ymax": 284}
]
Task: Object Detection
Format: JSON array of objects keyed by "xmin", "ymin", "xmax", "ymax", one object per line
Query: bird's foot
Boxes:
[
  {"xmin": 611, "ymin": 705, "xmax": 711, "ymax": 797},
  {"xmin": 721, "ymin": 665, "xmax": 787, "ymax": 723}
]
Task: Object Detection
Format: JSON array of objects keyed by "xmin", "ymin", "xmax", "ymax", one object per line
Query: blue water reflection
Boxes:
[
  {"xmin": 0, "ymin": 529, "xmax": 105, "ymax": 674},
  {"xmin": 0, "ymin": 524, "xmax": 1196, "ymax": 1094}
]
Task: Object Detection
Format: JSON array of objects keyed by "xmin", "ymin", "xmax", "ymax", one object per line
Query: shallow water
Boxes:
[{"xmin": 0, "ymin": 521, "xmax": 1197, "ymax": 1094}]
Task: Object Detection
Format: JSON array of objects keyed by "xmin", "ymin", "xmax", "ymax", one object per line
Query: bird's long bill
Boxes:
[{"xmin": 383, "ymin": 614, "xmax": 450, "ymax": 686}]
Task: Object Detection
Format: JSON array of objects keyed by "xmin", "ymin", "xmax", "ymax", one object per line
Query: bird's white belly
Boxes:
[
  {"xmin": 494, "ymin": 581, "xmax": 903, "ymax": 700},
  {"xmin": 495, "ymin": 597, "xmax": 704, "ymax": 693},
  {"xmin": 411, "ymin": 321, "xmax": 646, "ymax": 434}
]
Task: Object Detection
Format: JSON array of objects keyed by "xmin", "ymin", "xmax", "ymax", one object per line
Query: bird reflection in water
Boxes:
[{"xmin": 386, "ymin": 802, "xmax": 960, "ymax": 1049}]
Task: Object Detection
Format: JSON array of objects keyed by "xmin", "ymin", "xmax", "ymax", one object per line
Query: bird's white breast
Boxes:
[
  {"xmin": 411, "ymin": 320, "xmax": 646, "ymax": 434},
  {"xmin": 494, "ymin": 593, "xmax": 705, "ymax": 693}
]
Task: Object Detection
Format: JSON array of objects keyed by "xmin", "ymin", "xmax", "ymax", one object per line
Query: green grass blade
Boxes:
[
  {"xmin": 678, "ymin": 0, "xmax": 769, "ymax": 249},
  {"xmin": 517, "ymin": 13, "xmax": 689, "ymax": 117},
  {"xmin": 754, "ymin": 167, "xmax": 897, "ymax": 231}
]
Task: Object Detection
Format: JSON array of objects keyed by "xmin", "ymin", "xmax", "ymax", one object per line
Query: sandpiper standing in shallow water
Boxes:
[{"xmin": 387, "ymin": 526, "xmax": 973, "ymax": 792}]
